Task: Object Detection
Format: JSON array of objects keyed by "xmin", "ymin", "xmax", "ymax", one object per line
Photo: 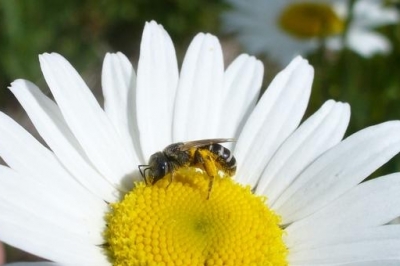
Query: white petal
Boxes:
[
  {"xmin": 274, "ymin": 121, "xmax": 400, "ymax": 224},
  {"xmin": 0, "ymin": 166, "xmax": 108, "ymax": 264},
  {"xmin": 102, "ymin": 52, "xmax": 143, "ymax": 164},
  {"xmin": 0, "ymin": 112, "xmax": 106, "ymax": 243},
  {"xmin": 173, "ymin": 33, "xmax": 224, "ymax": 141},
  {"xmin": 257, "ymin": 100, "xmax": 350, "ymax": 204},
  {"xmin": 287, "ymin": 173, "xmax": 400, "ymax": 246},
  {"xmin": 289, "ymin": 224, "xmax": 400, "ymax": 252},
  {"xmin": 221, "ymin": 0, "xmax": 318, "ymax": 66},
  {"xmin": 346, "ymin": 29, "xmax": 392, "ymax": 57},
  {"xmin": 9, "ymin": 80, "xmax": 117, "ymax": 202},
  {"xmin": 234, "ymin": 56, "xmax": 313, "ymax": 187},
  {"xmin": 6, "ymin": 263, "xmax": 58, "ymax": 266},
  {"xmin": 136, "ymin": 21, "xmax": 179, "ymax": 159},
  {"xmin": 352, "ymin": 0, "xmax": 399, "ymax": 28},
  {"xmin": 218, "ymin": 54, "xmax": 263, "ymax": 142},
  {"xmin": 389, "ymin": 217, "xmax": 400, "ymax": 224},
  {"xmin": 0, "ymin": 201, "xmax": 108, "ymax": 265},
  {"xmin": 289, "ymin": 238, "xmax": 400, "ymax": 265},
  {"xmin": 326, "ymin": 36, "xmax": 343, "ymax": 51},
  {"xmin": 0, "ymin": 166, "xmax": 105, "ymax": 244},
  {"xmin": 39, "ymin": 53, "xmax": 137, "ymax": 189}
]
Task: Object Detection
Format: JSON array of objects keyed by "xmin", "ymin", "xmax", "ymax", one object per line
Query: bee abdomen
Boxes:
[{"xmin": 207, "ymin": 144, "xmax": 237, "ymax": 175}]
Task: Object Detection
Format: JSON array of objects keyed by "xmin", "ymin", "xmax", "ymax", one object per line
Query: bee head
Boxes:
[{"xmin": 139, "ymin": 152, "xmax": 170, "ymax": 184}]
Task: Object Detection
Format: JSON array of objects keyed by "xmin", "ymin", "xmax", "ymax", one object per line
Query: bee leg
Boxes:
[
  {"xmin": 193, "ymin": 149, "xmax": 204, "ymax": 164},
  {"xmin": 166, "ymin": 171, "xmax": 174, "ymax": 189},
  {"xmin": 195, "ymin": 149, "xmax": 217, "ymax": 200},
  {"xmin": 207, "ymin": 175, "xmax": 215, "ymax": 199},
  {"xmin": 143, "ymin": 175, "xmax": 151, "ymax": 186}
]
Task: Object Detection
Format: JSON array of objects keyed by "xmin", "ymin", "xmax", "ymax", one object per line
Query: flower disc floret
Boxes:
[
  {"xmin": 105, "ymin": 167, "xmax": 287, "ymax": 266},
  {"xmin": 278, "ymin": 2, "xmax": 344, "ymax": 39}
]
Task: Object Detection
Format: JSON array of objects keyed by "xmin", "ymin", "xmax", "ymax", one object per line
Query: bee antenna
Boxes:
[
  {"xmin": 138, "ymin": 164, "xmax": 148, "ymax": 177},
  {"xmin": 143, "ymin": 167, "xmax": 153, "ymax": 185}
]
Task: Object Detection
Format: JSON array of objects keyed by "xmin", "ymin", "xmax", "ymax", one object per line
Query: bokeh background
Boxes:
[{"xmin": 0, "ymin": 0, "xmax": 399, "ymax": 263}]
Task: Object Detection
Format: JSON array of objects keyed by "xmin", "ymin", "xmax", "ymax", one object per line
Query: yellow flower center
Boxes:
[
  {"xmin": 278, "ymin": 2, "xmax": 344, "ymax": 39},
  {"xmin": 105, "ymin": 167, "xmax": 287, "ymax": 266}
]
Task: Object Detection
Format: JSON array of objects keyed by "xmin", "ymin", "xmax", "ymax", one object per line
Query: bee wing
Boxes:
[{"xmin": 179, "ymin": 138, "xmax": 236, "ymax": 151}]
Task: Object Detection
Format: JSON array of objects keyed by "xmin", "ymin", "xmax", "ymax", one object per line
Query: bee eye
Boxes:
[
  {"xmin": 153, "ymin": 160, "xmax": 168, "ymax": 179},
  {"xmin": 146, "ymin": 152, "xmax": 171, "ymax": 184}
]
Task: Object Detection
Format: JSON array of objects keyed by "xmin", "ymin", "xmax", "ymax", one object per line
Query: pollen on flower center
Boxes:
[
  {"xmin": 278, "ymin": 2, "xmax": 344, "ymax": 39},
  {"xmin": 104, "ymin": 167, "xmax": 287, "ymax": 266}
]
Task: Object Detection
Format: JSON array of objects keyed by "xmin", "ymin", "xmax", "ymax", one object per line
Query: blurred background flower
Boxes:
[
  {"xmin": 327, "ymin": 0, "xmax": 399, "ymax": 57},
  {"xmin": 1, "ymin": 0, "xmax": 400, "ymax": 263},
  {"xmin": 221, "ymin": 0, "xmax": 344, "ymax": 65},
  {"xmin": 221, "ymin": 0, "xmax": 399, "ymax": 64},
  {"xmin": 221, "ymin": 0, "xmax": 400, "ymax": 160}
]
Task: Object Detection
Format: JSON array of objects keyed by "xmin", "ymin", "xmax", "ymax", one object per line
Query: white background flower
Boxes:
[
  {"xmin": 328, "ymin": 0, "xmax": 399, "ymax": 57},
  {"xmin": 221, "ymin": 0, "xmax": 321, "ymax": 65},
  {"xmin": 1, "ymin": 21, "xmax": 400, "ymax": 265},
  {"xmin": 222, "ymin": 0, "xmax": 399, "ymax": 65}
]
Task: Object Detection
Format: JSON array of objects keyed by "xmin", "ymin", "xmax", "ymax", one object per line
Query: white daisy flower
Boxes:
[
  {"xmin": 221, "ymin": 0, "xmax": 399, "ymax": 65},
  {"xmin": 1, "ymin": 21, "xmax": 400, "ymax": 265},
  {"xmin": 221, "ymin": 0, "xmax": 344, "ymax": 65},
  {"xmin": 328, "ymin": 0, "xmax": 399, "ymax": 57}
]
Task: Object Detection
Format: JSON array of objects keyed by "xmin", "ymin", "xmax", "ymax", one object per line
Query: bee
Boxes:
[{"xmin": 138, "ymin": 138, "xmax": 236, "ymax": 198}]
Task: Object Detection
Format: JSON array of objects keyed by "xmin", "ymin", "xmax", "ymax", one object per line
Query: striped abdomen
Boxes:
[{"xmin": 203, "ymin": 143, "xmax": 236, "ymax": 175}]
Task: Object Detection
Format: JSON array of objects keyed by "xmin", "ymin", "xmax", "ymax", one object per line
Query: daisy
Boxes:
[
  {"xmin": 221, "ymin": 0, "xmax": 399, "ymax": 65},
  {"xmin": 221, "ymin": 0, "xmax": 344, "ymax": 65},
  {"xmin": 328, "ymin": 0, "xmax": 399, "ymax": 57},
  {"xmin": 1, "ymin": 21, "xmax": 400, "ymax": 265}
]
